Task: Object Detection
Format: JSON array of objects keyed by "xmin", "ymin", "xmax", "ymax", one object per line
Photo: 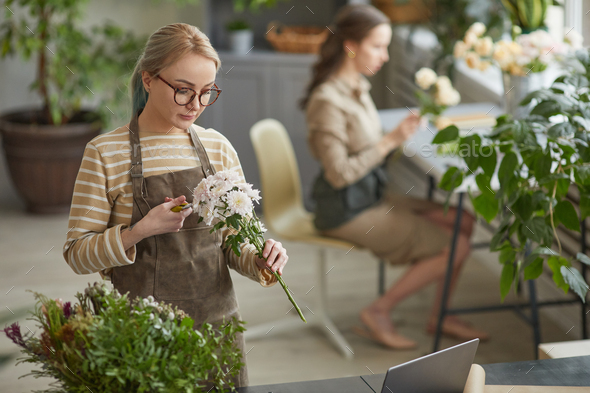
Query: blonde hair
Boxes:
[{"xmin": 130, "ymin": 23, "xmax": 221, "ymax": 115}]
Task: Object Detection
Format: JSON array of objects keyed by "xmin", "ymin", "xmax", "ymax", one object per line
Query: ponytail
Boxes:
[
  {"xmin": 130, "ymin": 62, "xmax": 149, "ymax": 115},
  {"xmin": 299, "ymin": 4, "xmax": 390, "ymax": 110},
  {"xmin": 299, "ymin": 32, "xmax": 345, "ymax": 110}
]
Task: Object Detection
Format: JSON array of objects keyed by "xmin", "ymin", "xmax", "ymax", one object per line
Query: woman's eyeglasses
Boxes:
[{"xmin": 157, "ymin": 75, "xmax": 221, "ymax": 107}]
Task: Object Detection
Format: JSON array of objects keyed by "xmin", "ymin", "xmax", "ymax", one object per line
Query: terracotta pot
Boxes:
[{"xmin": 0, "ymin": 109, "xmax": 102, "ymax": 214}]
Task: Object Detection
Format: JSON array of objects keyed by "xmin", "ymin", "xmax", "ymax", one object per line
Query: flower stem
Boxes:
[{"xmin": 245, "ymin": 221, "xmax": 306, "ymax": 323}]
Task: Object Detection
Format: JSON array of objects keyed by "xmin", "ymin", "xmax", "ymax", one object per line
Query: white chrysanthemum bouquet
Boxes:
[
  {"xmin": 414, "ymin": 67, "xmax": 461, "ymax": 130},
  {"xmin": 192, "ymin": 170, "xmax": 306, "ymax": 323}
]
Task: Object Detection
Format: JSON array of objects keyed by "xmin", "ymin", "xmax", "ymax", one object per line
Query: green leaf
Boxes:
[
  {"xmin": 573, "ymin": 115, "xmax": 590, "ymax": 131},
  {"xmin": 460, "ymin": 134, "xmax": 481, "ymax": 172},
  {"xmin": 523, "ymin": 216, "xmax": 551, "ymax": 244},
  {"xmin": 476, "ymin": 173, "xmax": 493, "ymax": 196},
  {"xmin": 530, "ymin": 100, "xmax": 562, "ymax": 118},
  {"xmin": 548, "ymin": 122, "xmax": 576, "ymax": 139},
  {"xmin": 547, "ymin": 256, "xmax": 569, "ymax": 293},
  {"xmin": 560, "ymin": 266, "xmax": 588, "ymax": 301},
  {"xmin": 574, "ymin": 165, "xmax": 590, "ymax": 185},
  {"xmin": 554, "ymin": 200, "xmax": 580, "ymax": 232},
  {"xmin": 533, "ymin": 152, "xmax": 552, "ymax": 180},
  {"xmin": 432, "ymin": 125, "xmax": 459, "ymax": 144},
  {"xmin": 499, "ymin": 243, "xmax": 516, "ymax": 264},
  {"xmin": 479, "ymin": 146, "xmax": 497, "ymax": 178},
  {"xmin": 439, "ymin": 166, "xmax": 464, "ymax": 191},
  {"xmin": 524, "ymin": 257, "xmax": 544, "ymax": 280},
  {"xmin": 500, "ymin": 262, "xmax": 515, "ymax": 301},
  {"xmin": 180, "ymin": 317, "xmax": 194, "ymax": 329},
  {"xmin": 512, "ymin": 192, "xmax": 533, "ymax": 222},
  {"xmin": 577, "ymin": 252, "xmax": 590, "ymax": 266},
  {"xmin": 498, "ymin": 152, "xmax": 518, "ymax": 182},
  {"xmin": 490, "ymin": 232, "xmax": 506, "ymax": 251},
  {"xmin": 538, "ymin": 172, "xmax": 569, "ymax": 185},
  {"xmin": 473, "ymin": 193, "xmax": 499, "ymax": 223}
]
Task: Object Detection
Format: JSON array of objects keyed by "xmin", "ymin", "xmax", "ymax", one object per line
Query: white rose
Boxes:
[
  {"xmin": 435, "ymin": 75, "xmax": 452, "ymax": 90},
  {"xmin": 435, "ymin": 87, "xmax": 461, "ymax": 107},
  {"xmin": 468, "ymin": 22, "xmax": 486, "ymax": 37},
  {"xmin": 474, "ymin": 37, "xmax": 493, "ymax": 57},
  {"xmin": 509, "ymin": 63, "xmax": 526, "ymax": 76},
  {"xmin": 478, "ymin": 60, "xmax": 492, "ymax": 71},
  {"xmin": 465, "ymin": 51, "xmax": 481, "ymax": 70},
  {"xmin": 453, "ymin": 41, "xmax": 468, "ymax": 58},
  {"xmin": 508, "ymin": 41, "xmax": 522, "ymax": 55},
  {"xmin": 564, "ymin": 28, "xmax": 584, "ymax": 49},
  {"xmin": 415, "ymin": 67, "xmax": 438, "ymax": 90},
  {"xmin": 493, "ymin": 42, "xmax": 513, "ymax": 69},
  {"xmin": 435, "ymin": 116, "xmax": 453, "ymax": 130},
  {"xmin": 464, "ymin": 31, "xmax": 478, "ymax": 47}
]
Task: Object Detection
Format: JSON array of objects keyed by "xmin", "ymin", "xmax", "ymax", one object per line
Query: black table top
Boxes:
[{"xmin": 237, "ymin": 355, "xmax": 590, "ymax": 393}]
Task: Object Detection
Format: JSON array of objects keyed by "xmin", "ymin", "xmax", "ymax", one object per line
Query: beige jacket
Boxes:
[{"xmin": 306, "ymin": 75, "xmax": 386, "ymax": 189}]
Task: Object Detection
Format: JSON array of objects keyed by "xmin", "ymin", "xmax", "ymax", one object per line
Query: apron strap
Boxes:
[
  {"xmin": 189, "ymin": 126, "xmax": 216, "ymax": 177},
  {"xmin": 128, "ymin": 110, "xmax": 150, "ymax": 217}
]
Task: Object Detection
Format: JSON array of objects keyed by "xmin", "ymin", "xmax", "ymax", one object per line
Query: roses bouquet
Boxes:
[
  {"xmin": 191, "ymin": 170, "xmax": 306, "ymax": 323},
  {"xmin": 454, "ymin": 22, "xmax": 583, "ymax": 76},
  {"xmin": 414, "ymin": 67, "xmax": 461, "ymax": 130},
  {"xmin": 3, "ymin": 282, "xmax": 245, "ymax": 392}
]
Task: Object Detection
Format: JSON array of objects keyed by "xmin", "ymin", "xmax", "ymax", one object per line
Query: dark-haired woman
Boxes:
[{"xmin": 302, "ymin": 5, "xmax": 488, "ymax": 349}]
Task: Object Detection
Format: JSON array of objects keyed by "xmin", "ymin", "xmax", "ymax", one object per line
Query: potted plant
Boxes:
[
  {"xmin": 226, "ymin": 19, "xmax": 254, "ymax": 55},
  {"xmin": 0, "ymin": 0, "xmax": 194, "ymax": 214},
  {"xmin": 225, "ymin": 0, "xmax": 289, "ymax": 54},
  {"xmin": 2, "ymin": 282, "xmax": 245, "ymax": 392},
  {"xmin": 432, "ymin": 48, "xmax": 590, "ymax": 301}
]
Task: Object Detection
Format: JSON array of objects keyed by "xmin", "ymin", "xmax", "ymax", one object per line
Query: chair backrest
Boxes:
[{"xmin": 249, "ymin": 119, "xmax": 306, "ymax": 231}]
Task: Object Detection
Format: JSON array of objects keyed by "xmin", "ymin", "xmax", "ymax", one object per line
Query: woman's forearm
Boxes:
[{"xmin": 121, "ymin": 220, "xmax": 151, "ymax": 251}]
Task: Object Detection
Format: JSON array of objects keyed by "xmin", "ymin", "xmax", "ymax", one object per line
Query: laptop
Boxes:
[{"xmin": 362, "ymin": 339, "xmax": 479, "ymax": 393}]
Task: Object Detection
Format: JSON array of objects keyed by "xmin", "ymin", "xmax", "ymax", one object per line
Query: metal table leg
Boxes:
[
  {"xmin": 528, "ymin": 279, "xmax": 541, "ymax": 359},
  {"xmin": 428, "ymin": 175, "xmax": 435, "ymax": 201},
  {"xmin": 433, "ymin": 192, "xmax": 464, "ymax": 352}
]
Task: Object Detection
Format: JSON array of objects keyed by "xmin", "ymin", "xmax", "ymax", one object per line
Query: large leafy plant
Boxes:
[
  {"xmin": 432, "ymin": 48, "xmax": 590, "ymax": 301},
  {"xmin": 3, "ymin": 282, "xmax": 245, "ymax": 392},
  {"xmin": 0, "ymin": 0, "xmax": 196, "ymax": 126}
]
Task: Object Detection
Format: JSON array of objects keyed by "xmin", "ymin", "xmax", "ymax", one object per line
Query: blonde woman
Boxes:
[
  {"xmin": 301, "ymin": 5, "xmax": 488, "ymax": 350},
  {"xmin": 63, "ymin": 23, "xmax": 289, "ymax": 388}
]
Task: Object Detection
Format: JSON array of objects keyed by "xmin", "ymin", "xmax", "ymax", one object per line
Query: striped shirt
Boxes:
[{"xmin": 63, "ymin": 123, "xmax": 277, "ymax": 287}]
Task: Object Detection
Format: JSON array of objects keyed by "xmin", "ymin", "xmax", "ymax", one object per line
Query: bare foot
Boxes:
[
  {"xmin": 427, "ymin": 316, "xmax": 489, "ymax": 341},
  {"xmin": 357, "ymin": 307, "xmax": 417, "ymax": 350}
]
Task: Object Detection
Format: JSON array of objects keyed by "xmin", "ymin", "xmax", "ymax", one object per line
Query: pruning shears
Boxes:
[{"xmin": 170, "ymin": 202, "xmax": 194, "ymax": 212}]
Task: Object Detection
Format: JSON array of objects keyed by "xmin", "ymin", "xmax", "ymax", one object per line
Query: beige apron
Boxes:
[{"xmin": 112, "ymin": 111, "xmax": 248, "ymax": 389}]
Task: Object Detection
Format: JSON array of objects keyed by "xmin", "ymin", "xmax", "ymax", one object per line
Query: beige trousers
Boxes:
[{"xmin": 321, "ymin": 193, "xmax": 451, "ymax": 265}]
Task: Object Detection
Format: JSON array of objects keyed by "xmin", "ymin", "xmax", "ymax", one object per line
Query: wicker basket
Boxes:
[
  {"xmin": 265, "ymin": 22, "xmax": 329, "ymax": 54},
  {"xmin": 372, "ymin": 0, "xmax": 431, "ymax": 24}
]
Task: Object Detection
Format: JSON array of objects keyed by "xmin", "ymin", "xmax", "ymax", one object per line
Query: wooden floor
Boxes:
[{"xmin": 0, "ymin": 205, "xmax": 582, "ymax": 391}]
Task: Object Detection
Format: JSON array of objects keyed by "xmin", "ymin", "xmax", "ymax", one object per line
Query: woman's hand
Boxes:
[
  {"xmin": 379, "ymin": 113, "xmax": 423, "ymax": 155},
  {"xmin": 255, "ymin": 239, "xmax": 288, "ymax": 276},
  {"xmin": 121, "ymin": 195, "xmax": 193, "ymax": 251},
  {"xmin": 143, "ymin": 195, "xmax": 193, "ymax": 236}
]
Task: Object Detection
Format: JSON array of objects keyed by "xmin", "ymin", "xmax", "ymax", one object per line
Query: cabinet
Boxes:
[{"xmin": 197, "ymin": 51, "xmax": 319, "ymax": 209}]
